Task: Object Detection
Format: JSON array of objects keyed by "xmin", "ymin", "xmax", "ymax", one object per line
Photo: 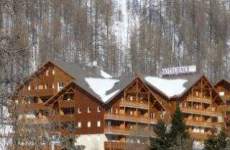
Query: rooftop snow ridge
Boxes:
[
  {"xmin": 84, "ymin": 78, "xmax": 120, "ymax": 103},
  {"xmin": 144, "ymin": 76, "xmax": 188, "ymax": 98}
]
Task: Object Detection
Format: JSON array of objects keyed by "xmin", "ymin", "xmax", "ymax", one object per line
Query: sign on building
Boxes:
[{"xmin": 161, "ymin": 65, "xmax": 197, "ymax": 76}]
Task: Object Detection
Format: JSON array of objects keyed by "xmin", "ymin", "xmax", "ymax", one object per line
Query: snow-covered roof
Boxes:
[
  {"xmin": 84, "ymin": 78, "xmax": 120, "ymax": 102},
  {"xmin": 144, "ymin": 76, "xmax": 188, "ymax": 98},
  {"xmin": 100, "ymin": 70, "xmax": 112, "ymax": 78}
]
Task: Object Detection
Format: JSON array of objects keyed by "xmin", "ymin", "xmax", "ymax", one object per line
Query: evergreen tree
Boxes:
[
  {"xmin": 204, "ymin": 130, "xmax": 227, "ymax": 150},
  {"xmin": 170, "ymin": 105, "xmax": 187, "ymax": 139},
  {"xmin": 60, "ymin": 136, "xmax": 77, "ymax": 150},
  {"xmin": 169, "ymin": 105, "xmax": 191, "ymax": 150},
  {"xmin": 151, "ymin": 120, "xmax": 171, "ymax": 150},
  {"xmin": 151, "ymin": 105, "xmax": 192, "ymax": 150}
]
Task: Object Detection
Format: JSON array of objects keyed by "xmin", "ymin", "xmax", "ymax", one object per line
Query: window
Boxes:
[
  {"xmin": 38, "ymin": 85, "xmax": 43, "ymax": 90},
  {"xmin": 97, "ymin": 121, "xmax": 101, "ymax": 127},
  {"xmin": 52, "ymin": 83, "xmax": 55, "ymax": 89},
  {"xmin": 115, "ymin": 108, "xmax": 119, "ymax": 114},
  {"xmin": 87, "ymin": 107, "xmax": 91, "ymax": 113},
  {"xmin": 44, "ymin": 84, "xmax": 48, "ymax": 90},
  {"xmin": 97, "ymin": 106, "xmax": 101, "ymax": 112},
  {"xmin": 87, "ymin": 121, "xmax": 91, "ymax": 128},
  {"xmin": 57, "ymin": 82, "xmax": 64, "ymax": 91},
  {"xmin": 52, "ymin": 69, "xmax": 55, "ymax": 75},
  {"xmin": 78, "ymin": 108, "xmax": 82, "ymax": 114},
  {"xmin": 62, "ymin": 107, "xmax": 74, "ymax": 115},
  {"xmin": 28, "ymin": 85, "xmax": 31, "ymax": 91},
  {"xmin": 78, "ymin": 122, "xmax": 82, "ymax": 128},
  {"xmin": 45, "ymin": 70, "xmax": 49, "ymax": 76},
  {"xmin": 219, "ymin": 92, "xmax": 225, "ymax": 96},
  {"xmin": 63, "ymin": 94, "xmax": 73, "ymax": 101}
]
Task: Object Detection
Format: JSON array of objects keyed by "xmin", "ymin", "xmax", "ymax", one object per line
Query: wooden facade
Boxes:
[
  {"xmin": 103, "ymin": 78, "xmax": 171, "ymax": 147},
  {"xmin": 13, "ymin": 61, "xmax": 73, "ymax": 125},
  {"xmin": 215, "ymin": 80, "xmax": 230, "ymax": 129},
  {"xmin": 47, "ymin": 82, "xmax": 105, "ymax": 136},
  {"xmin": 176, "ymin": 76, "xmax": 224, "ymax": 141},
  {"xmin": 12, "ymin": 60, "xmax": 226, "ymax": 150}
]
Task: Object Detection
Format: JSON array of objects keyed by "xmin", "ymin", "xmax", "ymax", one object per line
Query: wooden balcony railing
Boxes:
[
  {"xmin": 188, "ymin": 131, "xmax": 212, "ymax": 140},
  {"xmin": 25, "ymin": 117, "xmax": 49, "ymax": 125},
  {"xmin": 185, "ymin": 119, "xmax": 223, "ymax": 128},
  {"xmin": 104, "ymin": 126, "xmax": 154, "ymax": 137},
  {"xmin": 25, "ymin": 89, "xmax": 56, "ymax": 97},
  {"xmin": 104, "ymin": 113, "xmax": 158, "ymax": 124},
  {"xmin": 104, "ymin": 127, "xmax": 130, "ymax": 136},
  {"xmin": 180, "ymin": 107, "xmax": 222, "ymax": 117},
  {"xmin": 187, "ymin": 96, "xmax": 212, "ymax": 104},
  {"xmin": 59, "ymin": 100, "xmax": 75, "ymax": 108},
  {"xmin": 17, "ymin": 103, "xmax": 49, "ymax": 112},
  {"xmin": 54, "ymin": 129, "xmax": 76, "ymax": 136},
  {"xmin": 224, "ymin": 95, "xmax": 230, "ymax": 101},
  {"xmin": 120, "ymin": 100, "xmax": 148, "ymax": 110},
  {"xmin": 48, "ymin": 114, "xmax": 75, "ymax": 122},
  {"xmin": 104, "ymin": 141, "xmax": 148, "ymax": 150}
]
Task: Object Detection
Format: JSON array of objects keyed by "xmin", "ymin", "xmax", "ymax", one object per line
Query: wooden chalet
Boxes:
[
  {"xmin": 144, "ymin": 74, "xmax": 224, "ymax": 141},
  {"xmin": 12, "ymin": 59, "xmax": 226, "ymax": 150},
  {"xmin": 215, "ymin": 79, "xmax": 230, "ymax": 129}
]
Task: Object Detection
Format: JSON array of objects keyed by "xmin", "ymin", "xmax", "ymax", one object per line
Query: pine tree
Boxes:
[
  {"xmin": 170, "ymin": 105, "xmax": 187, "ymax": 139},
  {"xmin": 60, "ymin": 136, "xmax": 77, "ymax": 150},
  {"xmin": 151, "ymin": 120, "xmax": 171, "ymax": 150},
  {"xmin": 151, "ymin": 105, "xmax": 192, "ymax": 150},
  {"xmin": 204, "ymin": 130, "xmax": 227, "ymax": 150},
  {"xmin": 169, "ymin": 104, "xmax": 191, "ymax": 150}
]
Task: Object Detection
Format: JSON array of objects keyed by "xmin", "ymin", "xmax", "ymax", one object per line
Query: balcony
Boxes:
[
  {"xmin": 185, "ymin": 119, "xmax": 223, "ymax": 128},
  {"xmin": 104, "ymin": 113, "xmax": 157, "ymax": 124},
  {"xmin": 187, "ymin": 96, "xmax": 212, "ymax": 104},
  {"xmin": 104, "ymin": 126, "xmax": 154, "ymax": 137},
  {"xmin": 104, "ymin": 127, "xmax": 130, "ymax": 136},
  {"xmin": 180, "ymin": 107, "xmax": 222, "ymax": 117},
  {"xmin": 25, "ymin": 116, "xmax": 49, "ymax": 125},
  {"xmin": 48, "ymin": 114, "xmax": 75, "ymax": 122},
  {"xmin": 120, "ymin": 100, "xmax": 148, "ymax": 110},
  {"xmin": 188, "ymin": 131, "xmax": 212, "ymax": 140},
  {"xmin": 17, "ymin": 103, "xmax": 49, "ymax": 112},
  {"xmin": 224, "ymin": 95, "xmax": 230, "ymax": 101},
  {"xmin": 25, "ymin": 89, "xmax": 55, "ymax": 97},
  {"xmin": 104, "ymin": 141, "xmax": 148, "ymax": 150},
  {"xmin": 59, "ymin": 100, "xmax": 75, "ymax": 108}
]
